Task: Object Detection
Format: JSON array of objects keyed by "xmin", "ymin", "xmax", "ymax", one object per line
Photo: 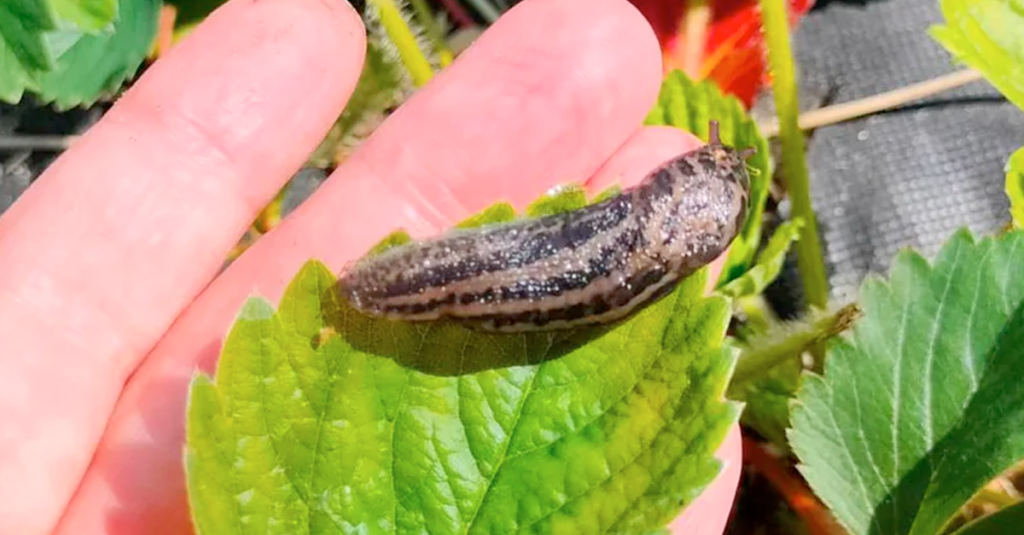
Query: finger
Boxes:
[
  {"xmin": 0, "ymin": 0, "xmax": 365, "ymax": 533},
  {"xmin": 57, "ymin": 0, "xmax": 664, "ymax": 532},
  {"xmin": 585, "ymin": 125, "xmax": 701, "ymax": 191}
]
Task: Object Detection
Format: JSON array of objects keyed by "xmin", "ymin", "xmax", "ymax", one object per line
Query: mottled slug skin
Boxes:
[{"xmin": 338, "ymin": 125, "xmax": 752, "ymax": 332}]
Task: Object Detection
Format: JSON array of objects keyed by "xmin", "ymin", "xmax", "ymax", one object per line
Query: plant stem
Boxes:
[
  {"xmin": 758, "ymin": 0, "xmax": 829, "ymax": 311},
  {"xmin": 758, "ymin": 68, "xmax": 983, "ymax": 137},
  {"xmin": 407, "ymin": 0, "xmax": 455, "ymax": 67},
  {"xmin": 730, "ymin": 304, "xmax": 861, "ymax": 387},
  {"xmin": 368, "ymin": 0, "xmax": 436, "ymax": 87}
]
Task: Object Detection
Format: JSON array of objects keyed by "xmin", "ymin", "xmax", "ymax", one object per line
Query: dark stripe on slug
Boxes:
[
  {"xmin": 473, "ymin": 263, "xmax": 671, "ymax": 330},
  {"xmin": 644, "ymin": 167, "xmax": 678, "ymax": 200},
  {"xmin": 359, "ymin": 193, "xmax": 635, "ymax": 299},
  {"xmin": 376, "ymin": 224, "xmax": 657, "ymax": 320},
  {"xmin": 449, "ymin": 224, "xmax": 647, "ymax": 306}
]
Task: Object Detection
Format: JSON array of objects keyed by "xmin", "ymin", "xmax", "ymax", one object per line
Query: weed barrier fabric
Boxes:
[{"xmin": 762, "ymin": 0, "xmax": 1024, "ymax": 315}]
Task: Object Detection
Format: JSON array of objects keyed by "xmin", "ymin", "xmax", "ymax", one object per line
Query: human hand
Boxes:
[{"xmin": 0, "ymin": 0, "xmax": 740, "ymax": 533}]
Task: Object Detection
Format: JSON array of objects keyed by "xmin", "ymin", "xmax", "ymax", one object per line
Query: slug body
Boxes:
[{"xmin": 338, "ymin": 122, "xmax": 753, "ymax": 332}]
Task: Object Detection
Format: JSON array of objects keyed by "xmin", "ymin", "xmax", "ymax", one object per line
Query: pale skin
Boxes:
[{"xmin": 0, "ymin": 0, "xmax": 741, "ymax": 533}]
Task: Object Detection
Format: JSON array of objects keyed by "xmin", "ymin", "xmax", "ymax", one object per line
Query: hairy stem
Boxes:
[
  {"xmin": 368, "ymin": 0, "xmax": 435, "ymax": 87},
  {"xmin": 407, "ymin": 0, "xmax": 454, "ymax": 67},
  {"xmin": 759, "ymin": 0, "xmax": 829, "ymax": 311},
  {"xmin": 731, "ymin": 304, "xmax": 862, "ymax": 387}
]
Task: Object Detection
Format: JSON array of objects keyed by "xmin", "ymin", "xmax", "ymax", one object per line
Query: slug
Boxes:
[{"xmin": 338, "ymin": 121, "xmax": 754, "ymax": 332}]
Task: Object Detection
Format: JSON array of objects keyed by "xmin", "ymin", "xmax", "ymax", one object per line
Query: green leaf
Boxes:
[
  {"xmin": 32, "ymin": 0, "xmax": 159, "ymax": 110},
  {"xmin": 930, "ymin": 0, "xmax": 1024, "ymax": 111},
  {"xmin": 911, "ymin": 301, "xmax": 1024, "ymax": 535},
  {"xmin": 524, "ymin": 184, "xmax": 588, "ymax": 218},
  {"xmin": 1007, "ymin": 147, "xmax": 1024, "ymax": 229},
  {"xmin": 728, "ymin": 304, "xmax": 861, "ymax": 446},
  {"xmin": 0, "ymin": 0, "xmax": 56, "ymax": 70},
  {"xmin": 789, "ymin": 229, "xmax": 1024, "ymax": 535},
  {"xmin": 186, "ymin": 193, "xmax": 742, "ymax": 534},
  {"xmin": 951, "ymin": 501, "xmax": 1024, "ymax": 535},
  {"xmin": 645, "ymin": 70, "xmax": 772, "ymax": 288},
  {"xmin": 0, "ymin": 0, "xmax": 141, "ymax": 105},
  {"xmin": 51, "ymin": 0, "xmax": 118, "ymax": 32},
  {"xmin": 0, "ymin": 0, "xmax": 56, "ymax": 102},
  {"xmin": 455, "ymin": 202, "xmax": 516, "ymax": 229},
  {"xmin": 718, "ymin": 218, "xmax": 804, "ymax": 299}
]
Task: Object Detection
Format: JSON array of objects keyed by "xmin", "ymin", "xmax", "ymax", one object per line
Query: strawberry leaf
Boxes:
[
  {"xmin": 790, "ymin": 229, "xmax": 1024, "ymax": 535},
  {"xmin": 186, "ymin": 191, "xmax": 742, "ymax": 534},
  {"xmin": 930, "ymin": 0, "xmax": 1024, "ymax": 112},
  {"xmin": 50, "ymin": 0, "xmax": 117, "ymax": 32},
  {"xmin": 0, "ymin": 0, "xmax": 56, "ymax": 102},
  {"xmin": 0, "ymin": 0, "xmax": 157, "ymax": 108},
  {"xmin": 718, "ymin": 218, "xmax": 803, "ymax": 299},
  {"xmin": 34, "ymin": 0, "xmax": 159, "ymax": 110}
]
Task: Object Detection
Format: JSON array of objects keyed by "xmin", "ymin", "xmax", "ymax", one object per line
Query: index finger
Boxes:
[{"xmin": 0, "ymin": 0, "xmax": 366, "ymax": 532}]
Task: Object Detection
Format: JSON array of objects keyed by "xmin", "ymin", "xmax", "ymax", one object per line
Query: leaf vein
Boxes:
[
  {"xmin": 462, "ymin": 350, "xmax": 543, "ymax": 534},
  {"xmin": 891, "ymin": 288, "xmax": 911, "ymax": 530},
  {"xmin": 825, "ymin": 376, "xmax": 881, "ymax": 534}
]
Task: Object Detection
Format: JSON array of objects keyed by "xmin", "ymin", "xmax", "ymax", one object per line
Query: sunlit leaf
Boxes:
[
  {"xmin": 930, "ymin": 0, "xmax": 1024, "ymax": 111},
  {"xmin": 186, "ymin": 189, "xmax": 743, "ymax": 535},
  {"xmin": 0, "ymin": 0, "xmax": 56, "ymax": 102},
  {"xmin": 50, "ymin": 0, "xmax": 117, "ymax": 32},
  {"xmin": 0, "ymin": 0, "xmax": 154, "ymax": 106}
]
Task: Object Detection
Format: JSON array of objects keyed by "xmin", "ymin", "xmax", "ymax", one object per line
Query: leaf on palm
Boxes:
[{"xmin": 186, "ymin": 188, "xmax": 743, "ymax": 535}]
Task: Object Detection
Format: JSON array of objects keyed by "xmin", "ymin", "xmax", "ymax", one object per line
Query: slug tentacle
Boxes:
[{"xmin": 337, "ymin": 120, "xmax": 755, "ymax": 332}]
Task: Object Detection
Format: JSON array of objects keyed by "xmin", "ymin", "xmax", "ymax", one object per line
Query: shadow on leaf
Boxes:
[{"xmin": 315, "ymin": 284, "xmax": 615, "ymax": 376}]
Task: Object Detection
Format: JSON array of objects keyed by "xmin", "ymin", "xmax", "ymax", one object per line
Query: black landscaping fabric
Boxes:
[{"xmin": 762, "ymin": 0, "xmax": 1024, "ymax": 314}]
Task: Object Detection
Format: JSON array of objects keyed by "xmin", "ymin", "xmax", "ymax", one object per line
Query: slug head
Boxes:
[{"xmin": 638, "ymin": 121, "xmax": 756, "ymax": 268}]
